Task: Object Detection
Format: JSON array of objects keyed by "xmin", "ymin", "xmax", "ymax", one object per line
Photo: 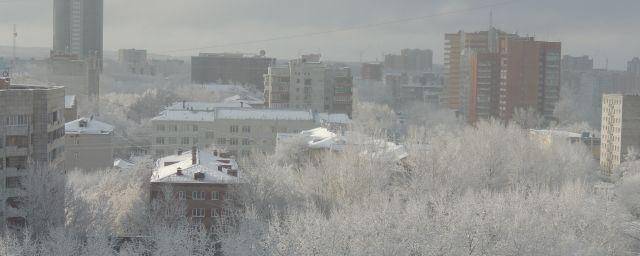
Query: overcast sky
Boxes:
[{"xmin": 0, "ymin": 0, "xmax": 638, "ymax": 69}]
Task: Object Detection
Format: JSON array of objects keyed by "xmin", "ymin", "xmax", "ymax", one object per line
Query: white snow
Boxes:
[
  {"xmin": 151, "ymin": 148, "xmax": 241, "ymax": 184},
  {"xmin": 314, "ymin": 113, "xmax": 351, "ymax": 125},
  {"xmin": 152, "ymin": 110, "xmax": 217, "ymax": 122},
  {"xmin": 216, "ymin": 109, "xmax": 313, "ymax": 121},
  {"xmin": 166, "ymin": 101, "xmax": 251, "ymax": 111},
  {"xmin": 65, "ymin": 95, "xmax": 76, "ymax": 108},
  {"xmin": 65, "ymin": 118, "xmax": 114, "ymax": 135}
]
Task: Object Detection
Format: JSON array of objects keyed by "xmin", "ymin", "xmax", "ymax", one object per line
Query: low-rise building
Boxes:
[
  {"xmin": 150, "ymin": 147, "xmax": 241, "ymax": 228},
  {"xmin": 65, "ymin": 117, "xmax": 114, "ymax": 171},
  {"xmin": 529, "ymin": 129, "xmax": 600, "ymax": 159}
]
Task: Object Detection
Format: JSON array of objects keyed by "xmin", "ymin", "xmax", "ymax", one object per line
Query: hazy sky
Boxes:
[{"xmin": 0, "ymin": 0, "xmax": 638, "ymax": 69}]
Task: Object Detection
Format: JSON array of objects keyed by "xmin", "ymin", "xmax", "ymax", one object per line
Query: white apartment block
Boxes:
[
  {"xmin": 264, "ymin": 55, "xmax": 353, "ymax": 116},
  {"xmin": 0, "ymin": 78, "xmax": 66, "ymax": 230},
  {"xmin": 151, "ymin": 108, "xmax": 317, "ymax": 158},
  {"xmin": 601, "ymin": 94, "xmax": 640, "ymax": 173},
  {"xmin": 65, "ymin": 117, "xmax": 114, "ymax": 171}
]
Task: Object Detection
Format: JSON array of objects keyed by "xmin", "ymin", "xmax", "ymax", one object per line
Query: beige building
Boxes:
[
  {"xmin": 601, "ymin": 94, "xmax": 640, "ymax": 173},
  {"xmin": 65, "ymin": 117, "xmax": 114, "ymax": 171},
  {"xmin": 264, "ymin": 55, "xmax": 353, "ymax": 116},
  {"xmin": 151, "ymin": 107, "xmax": 317, "ymax": 158},
  {"xmin": 150, "ymin": 147, "xmax": 241, "ymax": 229},
  {"xmin": 0, "ymin": 78, "xmax": 66, "ymax": 230}
]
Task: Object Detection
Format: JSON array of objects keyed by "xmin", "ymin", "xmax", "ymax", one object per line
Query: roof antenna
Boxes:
[{"xmin": 489, "ymin": 10, "xmax": 493, "ymax": 29}]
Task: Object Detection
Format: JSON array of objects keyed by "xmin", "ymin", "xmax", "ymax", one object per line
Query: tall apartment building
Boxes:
[
  {"xmin": 384, "ymin": 49, "xmax": 433, "ymax": 73},
  {"xmin": 361, "ymin": 63, "xmax": 383, "ymax": 81},
  {"xmin": 118, "ymin": 49, "xmax": 148, "ymax": 74},
  {"xmin": 499, "ymin": 38, "xmax": 561, "ymax": 121},
  {"xmin": 628, "ymin": 57, "xmax": 640, "ymax": 75},
  {"xmin": 600, "ymin": 94, "xmax": 640, "ymax": 173},
  {"xmin": 459, "ymin": 50, "xmax": 501, "ymax": 124},
  {"xmin": 562, "ymin": 55, "xmax": 593, "ymax": 72},
  {"xmin": 53, "ymin": 0, "xmax": 103, "ymax": 69},
  {"xmin": 151, "ymin": 108, "xmax": 317, "ymax": 158},
  {"xmin": 191, "ymin": 52, "xmax": 276, "ymax": 89},
  {"xmin": 48, "ymin": 53, "xmax": 100, "ymax": 98},
  {"xmin": 65, "ymin": 117, "xmax": 114, "ymax": 171},
  {"xmin": 150, "ymin": 148, "xmax": 241, "ymax": 229},
  {"xmin": 444, "ymin": 28, "xmax": 518, "ymax": 110},
  {"xmin": 0, "ymin": 78, "xmax": 66, "ymax": 229},
  {"xmin": 264, "ymin": 55, "xmax": 353, "ymax": 116}
]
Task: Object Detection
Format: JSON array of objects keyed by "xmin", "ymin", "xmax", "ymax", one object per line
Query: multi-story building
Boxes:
[
  {"xmin": 118, "ymin": 49, "xmax": 148, "ymax": 75},
  {"xmin": 444, "ymin": 28, "xmax": 518, "ymax": 110},
  {"xmin": 264, "ymin": 55, "xmax": 353, "ymax": 116},
  {"xmin": 191, "ymin": 52, "xmax": 276, "ymax": 89},
  {"xmin": 65, "ymin": 117, "xmax": 114, "ymax": 171},
  {"xmin": 150, "ymin": 147, "xmax": 241, "ymax": 228},
  {"xmin": 361, "ymin": 63, "xmax": 383, "ymax": 81},
  {"xmin": 151, "ymin": 107, "xmax": 317, "ymax": 158},
  {"xmin": 0, "ymin": 77, "xmax": 66, "ymax": 230},
  {"xmin": 562, "ymin": 55, "xmax": 593, "ymax": 73},
  {"xmin": 53, "ymin": 0, "xmax": 103, "ymax": 69},
  {"xmin": 459, "ymin": 50, "xmax": 501, "ymax": 124},
  {"xmin": 384, "ymin": 49, "xmax": 433, "ymax": 73},
  {"xmin": 387, "ymin": 72, "xmax": 444, "ymax": 110},
  {"xmin": 628, "ymin": 57, "xmax": 640, "ymax": 75},
  {"xmin": 600, "ymin": 94, "xmax": 640, "ymax": 173},
  {"xmin": 48, "ymin": 53, "xmax": 100, "ymax": 99},
  {"xmin": 499, "ymin": 38, "xmax": 561, "ymax": 121}
]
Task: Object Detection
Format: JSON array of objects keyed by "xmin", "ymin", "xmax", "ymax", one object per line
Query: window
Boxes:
[
  {"xmin": 192, "ymin": 208, "xmax": 205, "ymax": 217},
  {"xmin": 178, "ymin": 191, "xmax": 186, "ymax": 200},
  {"xmin": 192, "ymin": 191, "xmax": 205, "ymax": 200},
  {"xmin": 217, "ymin": 138, "xmax": 226, "ymax": 145},
  {"xmin": 156, "ymin": 137, "xmax": 165, "ymax": 145},
  {"xmin": 223, "ymin": 192, "xmax": 230, "ymax": 201},
  {"xmin": 223, "ymin": 207, "xmax": 232, "ymax": 216},
  {"xmin": 242, "ymin": 126, "xmax": 251, "ymax": 133},
  {"xmin": 169, "ymin": 125, "xmax": 178, "ymax": 132},
  {"xmin": 206, "ymin": 132, "xmax": 215, "ymax": 139},
  {"xmin": 6, "ymin": 177, "xmax": 21, "ymax": 188},
  {"xmin": 181, "ymin": 137, "xmax": 190, "ymax": 145},
  {"xmin": 230, "ymin": 125, "xmax": 239, "ymax": 133},
  {"xmin": 7, "ymin": 136, "xmax": 28, "ymax": 148},
  {"xmin": 192, "ymin": 125, "xmax": 199, "ymax": 132},
  {"xmin": 211, "ymin": 208, "xmax": 220, "ymax": 217},
  {"xmin": 241, "ymin": 150, "xmax": 251, "ymax": 157},
  {"xmin": 167, "ymin": 137, "xmax": 177, "ymax": 145},
  {"xmin": 242, "ymin": 139, "xmax": 251, "ymax": 145},
  {"xmin": 229, "ymin": 138, "xmax": 238, "ymax": 145},
  {"xmin": 271, "ymin": 126, "xmax": 277, "ymax": 133},
  {"xmin": 211, "ymin": 191, "xmax": 220, "ymax": 200},
  {"xmin": 193, "ymin": 137, "xmax": 199, "ymax": 144},
  {"xmin": 74, "ymin": 152, "xmax": 78, "ymax": 160},
  {"xmin": 75, "ymin": 138, "xmax": 80, "ymax": 145},
  {"xmin": 156, "ymin": 124, "xmax": 165, "ymax": 131},
  {"xmin": 155, "ymin": 150, "xmax": 165, "ymax": 157},
  {"xmin": 0, "ymin": 137, "xmax": 3, "ymax": 148}
]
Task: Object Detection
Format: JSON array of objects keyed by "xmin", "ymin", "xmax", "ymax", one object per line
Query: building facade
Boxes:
[
  {"xmin": 361, "ymin": 63, "xmax": 383, "ymax": 81},
  {"xmin": 65, "ymin": 117, "xmax": 114, "ymax": 171},
  {"xmin": 628, "ymin": 57, "xmax": 640, "ymax": 75},
  {"xmin": 600, "ymin": 94, "xmax": 640, "ymax": 173},
  {"xmin": 191, "ymin": 53, "xmax": 276, "ymax": 89},
  {"xmin": 150, "ymin": 148, "xmax": 241, "ymax": 228},
  {"xmin": 384, "ymin": 49, "xmax": 433, "ymax": 73},
  {"xmin": 459, "ymin": 50, "xmax": 501, "ymax": 124},
  {"xmin": 118, "ymin": 49, "xmax": 149, "ymax": 75},
  {"xmin": 64, "ymin": 95, "xmax": 77, "ymax": 121},
  {"xmin": 0, "ymin": 78, "xmax": 66, "ymax": 230},
  {"xmin": 53, "ymin": 0, "xmax": 103, "ymax": 69},
  {"xmin": 151, "ymin": 107, "xmax": 317, "ymax": 158},
  {"xmin": 562, "ymin": 55, "xmax": 593, "ymax": 73},
  {"xmin": 499, "ymin": 38, "xmax": 561, "ymax": 121},
  {"xmin": 264, "ymin": 55, "xmax": 353, "ymax": 116}
]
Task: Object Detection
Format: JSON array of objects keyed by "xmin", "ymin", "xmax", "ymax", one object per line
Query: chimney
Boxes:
[
  {"xmin": 192, "ymin": 146, "xmax": 197, "ymax": 165},
  {"xmin": 177, "ymin": 149, "xmax": 183, "ymax": 155},
  {"xmin": 182, "ymin": 100, "xmax": 186, "ymax": 109},
  {"xmin": 176, "ymin": 167, "xmax": 183, "ymax": 176}
]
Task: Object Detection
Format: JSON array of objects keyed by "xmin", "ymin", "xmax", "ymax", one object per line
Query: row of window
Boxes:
[
  {"xmin": 191, "ymin": 207, "xmax": 232, "ymax": 218},
  {"xmin": 2, "ymin": 114, "xmax": 30, "ymax": 126},
  {"xmin": 178, "ymin": 191, "xmax": 227, "ymax": 201},
  {"xmin": 156, "ymin": 137, "xmax": 198, "ymax": 145}
]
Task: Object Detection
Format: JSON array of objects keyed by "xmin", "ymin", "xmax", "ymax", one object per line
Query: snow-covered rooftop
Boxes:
[
  {"xmin": 166, "ymin": 101, "xmax": 251, "ymax": 111},
  {"xmin": 152, "ymin": 110, "xmax": 217, "ymax": 122},
  {"xmin": 278, "ymin": 127, "xmax": 408, "ymax": 161},
  {"xmin": 529, "ymin": 129, "xmax": 583, "ymax": 138},
  {"xmin": 151, "ymin": 148, "xmax": 241, "ymax": 184},
  {"xmin": 65, "ymin": 118, "xmax": 114, "ymax": 135},
  {"xmin": 315, "ymin": 113, "xmax": 351, "ymax": 125},
  {"xmin": 216, "ymin": 109, "xmax": 313, "ymax": 121},
  {"xmin": 224, "ymin": 94, "xmax": 264, "ymax": 105},
  {"xmin": 65, "ymin": 95, "xmax": 76, "ymax": 108}
]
